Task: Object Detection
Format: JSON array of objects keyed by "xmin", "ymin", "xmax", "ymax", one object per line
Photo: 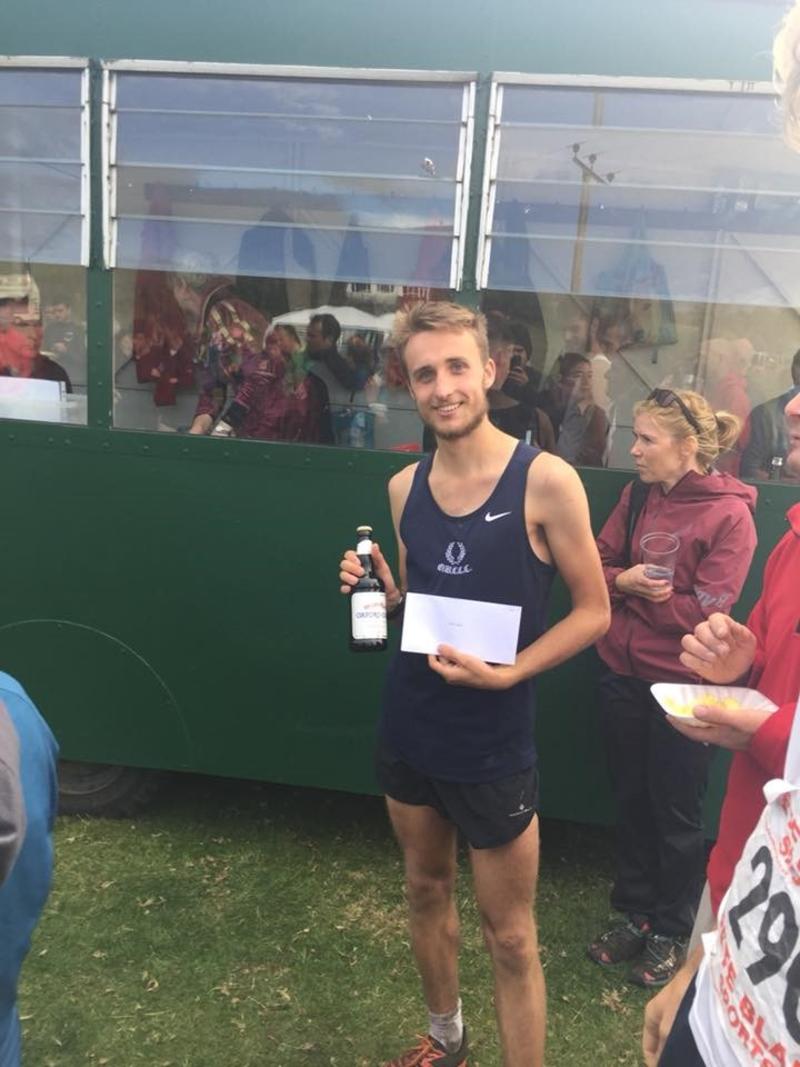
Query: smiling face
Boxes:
[
  {"xmin": 630, "ymin": 411, "xmax": 699, "ymax": 490},
  {"xmin": 785, "ymin": 390, "xmax": 800, "ymax": 475},
  {"xmin": 404, "ymin": 328, "xmax": 495, "ymax": 442}
]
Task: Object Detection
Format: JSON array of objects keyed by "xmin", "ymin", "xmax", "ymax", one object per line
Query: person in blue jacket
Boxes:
[{"xmin": 0, "ymin": 672, "xmax": 58, "ymax": 1067}]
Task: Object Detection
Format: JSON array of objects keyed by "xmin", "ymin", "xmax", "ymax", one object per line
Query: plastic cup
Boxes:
[{"xmin": 640, "ymin": 532, "xmax": 680, "ymax": 581}]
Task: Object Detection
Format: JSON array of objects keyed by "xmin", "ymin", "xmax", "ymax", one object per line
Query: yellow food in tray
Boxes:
[{"xmin": 662, "ymin": 695, "xmax": 740, "ymax": 718}]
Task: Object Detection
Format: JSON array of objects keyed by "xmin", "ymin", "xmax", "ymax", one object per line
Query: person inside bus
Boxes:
[
  {"xmin": 536, "ymin": 353, "xmax": 608, "ymax": 467},
  {"xmin": 588, "ymin": 389, "xmax": 756, "ymax": 988},
  {"xmin": 0, "ymin": 292, "xmax": 34, "ymax": 379},
  {"xmin": 305, "ymin": 313, "xmax": 364, "ymax": 394},
  {"xmin": 701, "ymin": 336, "xmax": 753, "ymax": 475},
  {"xmin": 306, "ymin": 315, "xmax": 377, "ymax": 447},
  {"xmin": 369, "ymin": 341, "xmax": 425, "ymax": 452},
  {"xmin": 740, "ymin": 347, "xmax": 800, "ymax": 481},
  {"xmin": 486, "ymin": 318, "xmax": 555, "ymax": 449},
  {"xmin": 209, "ymin": 328, "xmax": 331, "ymax": 443},
  {"xmin": 0, "ymin": 274, "xmax": 72, "ymax": 392},
  {"xmin": 168, "ymin": 269, "xmax": 270, "ymax": 438},
  {"xmin": 42, "ymin": 292, "xmax": 85, "ymax": 388},
  {"xmin": 500, "ymin": 320, "xmax": 543, "ymax": 403},
  {"xmin": 588, "ymin": 309, "xmax": 629, "ymax": 413}
]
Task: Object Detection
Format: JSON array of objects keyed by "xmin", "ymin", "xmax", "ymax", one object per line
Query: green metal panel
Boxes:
[
  {"xmin": 0, "ymin": 422, "xmax": 795, "ymax": 825},
  {"xmin": 4, "ymin": 0, "xmax": 778, "ymax": 81},
  {"xmin": 2, "ymin": 1, "xmax": 798, "ymax": 830}
]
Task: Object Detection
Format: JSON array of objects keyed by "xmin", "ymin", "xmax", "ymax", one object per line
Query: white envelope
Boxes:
[{"xmin": 400, "ymin": 592, "xmax": 522, "ymax": 665}]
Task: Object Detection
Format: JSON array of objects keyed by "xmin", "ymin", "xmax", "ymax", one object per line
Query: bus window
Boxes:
[
  {"xmin": 479, "ymin": 81, "xmax": 800, "ymax": 477},
  {"xmin": 0, "ymin": 67, "xmax": 88, "ymax": 425},
  {"xmin": 108, "ymin": 67, "xmax": 473, "ymax": 450}
]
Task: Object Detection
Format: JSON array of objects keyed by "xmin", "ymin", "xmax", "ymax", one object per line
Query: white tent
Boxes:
[{"xmin": 272, "ymin": 304, "xmax": 395, "ymax": 335}]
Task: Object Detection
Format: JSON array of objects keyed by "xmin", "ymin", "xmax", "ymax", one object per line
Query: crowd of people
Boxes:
[
  {"xmin": 3, "ymin": 6, "xmax": 800, "ymax": 1067},
  {"xmin": 3, "ymin": 258, "xmax": 800, "ymax": 483},
  {"xmin": 113, "ymin": 279, "xmax": 800, "ymax": 481},
  {"xmin": 339, "ymin": 295, "xmax": 800, "ymax": 1067}
]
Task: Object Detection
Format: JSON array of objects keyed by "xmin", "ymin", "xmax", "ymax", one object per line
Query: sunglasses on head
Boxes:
[{"xmin": 647, "ymin": 388, "xmax": 702, "ymax": 436}]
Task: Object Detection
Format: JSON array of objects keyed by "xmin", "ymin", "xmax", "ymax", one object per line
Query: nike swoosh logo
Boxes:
[{"xmin": 485, "ymin": 511, "xmax": 512, "ymax": 523}]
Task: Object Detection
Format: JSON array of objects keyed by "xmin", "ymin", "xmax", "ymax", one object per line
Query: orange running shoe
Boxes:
[{"xmin": 382, "ymin": 1030, "xmax": 468, "ymax": 1066}]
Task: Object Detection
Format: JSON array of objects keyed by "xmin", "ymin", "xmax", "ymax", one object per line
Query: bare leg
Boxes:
[
  {"xmin": 470, "ymin": 815, "xmax": 544, "ymax": 1067},
  {"xmin": 386, "ymin": 797, "xmax": 460, "ymax": 1014}
]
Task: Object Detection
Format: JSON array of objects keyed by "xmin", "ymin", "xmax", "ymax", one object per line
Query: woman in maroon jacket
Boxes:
[{"xmin": 587, "ymin": 388, "xmax": 757, "ymax": 988}]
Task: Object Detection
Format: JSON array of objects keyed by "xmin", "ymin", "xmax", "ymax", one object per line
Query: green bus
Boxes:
[{"xmin": 1, "ymin": 0, "xmax": 798, "ymax": 821}]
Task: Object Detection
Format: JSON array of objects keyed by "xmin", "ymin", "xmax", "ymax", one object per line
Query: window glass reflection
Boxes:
[
  {"xmin": 482, "ymin": 80, "xmax": 800, "ymax": 480},
  {"xmin": 486, "ymin": 84, "xmax": 800, "ymax": 309},
  {"xmin": 480, "ymin": 290, "xmax": 800, "ymax": 481},
  {"xmin": 116, "ymin": 75, "xmax": 464, "ymax": 123},
  {"xmin": 111, "ymin": 72, "xmax": 469, "ymax": 289},
  {"xmin": 113, "ymin": 268, "xmax": 432, "ymax": 449},
  {"xmin": 0, "ymin": 70, "xmax": 81, "ymax": 107},
  {"xmin": 0, "ymin": 264, "xmax": 86, "ymax": 425},
  {"xmin": 0, "ymin": 70, "xmax": 85, "ymax": 267}
]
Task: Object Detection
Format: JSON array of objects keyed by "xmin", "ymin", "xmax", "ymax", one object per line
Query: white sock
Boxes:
[{"xmin": 429, "ymin": 998, "xmax": 464, "ymax": 1052}]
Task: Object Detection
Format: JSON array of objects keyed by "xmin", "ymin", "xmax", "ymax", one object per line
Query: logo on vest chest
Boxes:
[{"xmin": 437, "ymin": 540, "xmax": 472, "ymax": 575}]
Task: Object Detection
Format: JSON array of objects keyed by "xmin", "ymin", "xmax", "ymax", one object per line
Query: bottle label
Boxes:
[{"xmin": 351, "ymin": 591, "xmax": 387, "ymax": 641}]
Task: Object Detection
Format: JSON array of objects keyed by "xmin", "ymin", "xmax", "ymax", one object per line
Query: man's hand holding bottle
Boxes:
[{"xmin": 339, "ymin": 540, "xmax": 402, "ymax": 612}]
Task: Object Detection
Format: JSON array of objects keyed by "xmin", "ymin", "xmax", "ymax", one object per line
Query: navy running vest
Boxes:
[{"xmin": 380, "ymin": 441, "xmax": 555, "ymax": 782}]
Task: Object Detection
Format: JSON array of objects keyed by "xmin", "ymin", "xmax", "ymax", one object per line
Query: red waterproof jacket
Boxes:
[
  {"xmin": 708, "ymin": 502, "xmax": 800, "ymax": 912},
  {"xmin": 596, "ymin": 471, "xmax": 757, "ymax": 683}
]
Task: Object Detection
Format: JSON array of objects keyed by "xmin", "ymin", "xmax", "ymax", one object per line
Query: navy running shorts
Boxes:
[{"xmin": 376, "ymin": 744, "xmax": 539, "ymax": 850}]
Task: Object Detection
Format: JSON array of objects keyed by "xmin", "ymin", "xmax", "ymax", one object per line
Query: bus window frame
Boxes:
[
  {"xmin": 102, "ymin": 59, "xmax": 477, "ymax": 289},
  {"xmin": 0, "ymin": 56, "xmax": 91, "ymax": 268},
  {"xmin": 477, "ymin": 71, "xmax": 779, "ymax": 291}
]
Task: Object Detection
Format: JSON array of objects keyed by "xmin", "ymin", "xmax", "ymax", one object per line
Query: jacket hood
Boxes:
[
  {"xmin": 789, "ymin": 501, "xmax": 800, "ymax": 537},
  {"xmin": 662, "ymin": 469, "xmax": 757, "ymax": 514}
]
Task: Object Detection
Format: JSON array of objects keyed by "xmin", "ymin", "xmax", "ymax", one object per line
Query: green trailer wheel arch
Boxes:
[{"xmin": 0, "ymin": 618, "xmax": 193, "ymax": 769}]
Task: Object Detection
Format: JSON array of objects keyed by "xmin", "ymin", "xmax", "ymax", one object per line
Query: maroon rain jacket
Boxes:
[{"xmin": 596, "ymin": 470, "xmax": 758, "ymax": 683}]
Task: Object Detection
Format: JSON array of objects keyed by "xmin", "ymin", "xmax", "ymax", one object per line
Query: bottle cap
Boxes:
[{"xmin": 356, "ymin": 525, "xmax": 373, "ymax": 536}]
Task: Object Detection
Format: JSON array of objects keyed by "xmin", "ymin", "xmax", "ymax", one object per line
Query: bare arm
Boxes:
[
  {"xmin": 514, "ymin": 455, "xmax": 611, "ymax": 675},
  {"xmin": 431, "ymin": 455, "xmax": 610, "ymax": 689},
  {"xmin": 642, "ymin": 944, "xmax": 704, "ymax": 1066}
]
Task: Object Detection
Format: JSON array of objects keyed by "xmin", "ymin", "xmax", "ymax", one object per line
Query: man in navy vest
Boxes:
[
  {"xmin": 0, "ymin": 674, "xmax": 58, "ymax": 1067},
  {"xmin": 340, "ymin": 302, "xmax": 610, "ymax": 1067}
]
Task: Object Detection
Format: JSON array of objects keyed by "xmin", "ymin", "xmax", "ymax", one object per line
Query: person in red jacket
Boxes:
[
  {"xmin": 641, "ymin": 3, "xmax": 800, "ymax": 1057},
  {"xmin": 587, "ymin": 388, "xmax": 757, "ymax": 988},
  {"xmin": 642, "ymin": 389, "xmax": 800, "ymax": 1065}
]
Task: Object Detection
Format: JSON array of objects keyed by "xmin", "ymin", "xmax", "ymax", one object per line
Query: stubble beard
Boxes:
[{"xmin": 424, "ymin": 395, "xmax": 488, "ymax": 442}]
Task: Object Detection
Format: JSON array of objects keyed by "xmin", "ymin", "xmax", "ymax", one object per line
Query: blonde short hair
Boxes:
[{"xmin": 390, "ymin": 302, "xmax": 489, "ymax": 370}]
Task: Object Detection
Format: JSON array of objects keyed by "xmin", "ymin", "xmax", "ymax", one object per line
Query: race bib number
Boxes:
[{"xmin": 707, "ymin": 782, "xmax": 800, "ymax": 1067}]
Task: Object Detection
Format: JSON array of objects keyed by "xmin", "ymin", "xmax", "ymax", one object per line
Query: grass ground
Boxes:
[{"xmin": 19, "ymin": 775, "xmax": 650, "ymax": 1066}]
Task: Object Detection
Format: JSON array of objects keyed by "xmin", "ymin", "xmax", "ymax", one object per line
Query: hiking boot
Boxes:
[
  {"xmin": 628, "ymin": 934, "xmax": 687, "ymax": 988},
  {"xmin": 587, "ymin": 915, "xmax": 651, "ymax": 966},
  {"xmin": 382, "ymin": 1029, "xmax": 469, "ymax": 1067}
]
